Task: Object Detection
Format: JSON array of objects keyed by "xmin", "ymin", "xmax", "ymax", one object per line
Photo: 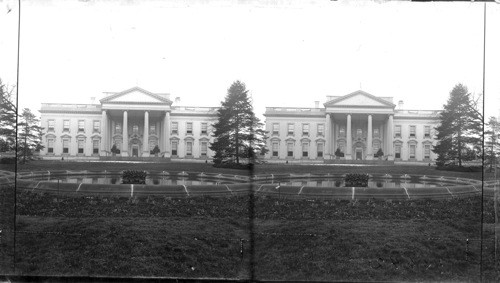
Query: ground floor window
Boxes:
[
  {"xmin": 62, "ymin": 139, "xmax": 69, "ymax": 154},
  {"xmin": 395, "ymin": 145, "xmax": 401, "ymax": 159},
  {"xmin": 272, "ymin": 142, "xmax": 279, "ymax": 157},
  {"xmin": 317, "ymin": 143, "xmax": 323, "ymax": 158},
  {"xmin": 93, "ymin": 140, "xmax": 99, "ymax": 154},
  {"xmin": 287, "ymin": 142, "xmax": 293, "ymax": 157},
  {"xmin": 78, "ymin": 139, "xmax": 85, "ymax": 154},
  {"xmin": 149, "ymin": 140, "xmax": 157, "ymax": 154},
  {"xmin": 186, "ymin": 141, "xmax": 193, "ymax": 156},
  {"xmin": 302, "ymin": 143, "xmax": 309, "ymax": 157},
  {"xmin": 409, "ymin": 144, "xmax": 416, "ymax": 159},
  {"xmin": 172, "ymin": 141, "xmax": 178, "ymax": 156},
  {"xmin": 424, "ymin": 144, "xmax": 431, "ymax": 159},
  {"xmin": 47, "ymin": 139, "xmax": 54, "ymax": 153},
  {"xmin": 201, "ymin": 142, "xmax": 207, "ymax": 157}
]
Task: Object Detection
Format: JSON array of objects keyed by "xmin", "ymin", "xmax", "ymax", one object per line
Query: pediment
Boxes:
[
  {"xmin": 100, "ymin": 87, "xmax": 171, "ymax": 104},
  {"xmin": 324, "ymin": 90, "xmax": 395, "ymax": 108}
]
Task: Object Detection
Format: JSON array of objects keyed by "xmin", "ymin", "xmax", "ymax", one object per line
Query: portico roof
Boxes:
[
  {"xmin": 100, "ymin": 86, "xmax": 172, "ymax": 105},
  {"xmin": 324, "ymin": 90, "xmax": 395, "ymax": 115}
]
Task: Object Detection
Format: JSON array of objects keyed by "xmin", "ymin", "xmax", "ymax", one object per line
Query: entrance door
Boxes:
[
  {"xmin": 355, "ymin": 148, "xmax": 362, "ymax": 160},
  {"xmin": 132, "ymin": 146, "xmax": 139, "ymax": 157}
]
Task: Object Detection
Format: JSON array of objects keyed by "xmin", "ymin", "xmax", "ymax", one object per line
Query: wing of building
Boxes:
[
  {"xmin": 263, "ymin": 90, "xmax": 441, "ymax": 163},
  {"xmin": 39, "ymin": 87, "xmax": 217, "ymax": 161}
]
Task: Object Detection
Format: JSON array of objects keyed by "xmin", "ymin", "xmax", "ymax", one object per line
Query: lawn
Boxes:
[{"xmin": 1, "ymin": 160, "xmax": 498, "ymax": 281}]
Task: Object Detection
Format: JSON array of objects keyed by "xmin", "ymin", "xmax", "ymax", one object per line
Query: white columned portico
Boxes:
[
  {"xmin": 122, "ymin": 110, "xmax": 129, "ymax": 157},
  {"xmin": 143, "ymin": 111, "xmax": 149, "ymax": 157},
  {"xmin": 387, "ymin": 114, "xmax": 394, "ymax": 160},
  {"xmin": 346, "ymin": 114, "xmax": 352, "ymax": 159},
  {"xmin": 164, "ymin": 111, "xmax": 171, "ymax": 157},
  {"xmin": 325, "ymin": 113, "xmax": 331, "ymax": 158},
  {"xmin": 366, "ymin": 114, "xmax": 373, "ymax": 160},
  {"xmin": 100, "ymin": 110, "xmax": 107, "ymax": 155}
]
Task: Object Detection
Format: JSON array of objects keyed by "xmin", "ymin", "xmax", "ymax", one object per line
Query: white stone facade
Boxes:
[{"xmin": 264, "ymin": 90, "xmax": 440, "ymax": 162}]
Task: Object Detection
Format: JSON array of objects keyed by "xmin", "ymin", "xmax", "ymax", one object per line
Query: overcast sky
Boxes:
[{"xmin": 1, "ymin": 0, "xmax": 499, "ymax": 120}]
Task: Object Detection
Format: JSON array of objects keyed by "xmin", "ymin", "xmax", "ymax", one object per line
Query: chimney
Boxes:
[
  {"xmin": 314, "ymin": 101, "xmax": 320, "ymax": 108},
  {"xmin": 175, "ymin": 97, "xmax": 181, "ymax": 104},
  {"xmin": 90, "ymin": 97, "xmax": 96, "ymax": 104},
  {"xmin": 398, "ymin": 100, "xmax": 404, "ymax": 110}
]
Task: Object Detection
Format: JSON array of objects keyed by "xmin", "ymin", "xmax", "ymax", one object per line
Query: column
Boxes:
[
  {"xmin": 388, "ymin": 114, "xmax": 394, "ymax": 160},
  {"xmin": 100, "ymin": 110, "xmax": 107, "ymax": 155},
  {"xmin": 366, "ymin": 114, "xmax": 373, "ymax": 160},
  {"xmin": 164, "ymin": 111, "xmax": 171, "ymax": 158},
  {"xmin": 325, "ymin": 113, "xmax": 331, "ymax": 158},
  {"xmin": 331, "ymin": 116, "xmax": 335, "ymax": 155},
  {"xmin": 122, "ymin": 111, "xmax": 129, "ymax": 157},
  {"xmin": 346, "ymin": 114, "xmax": 352, "ymax": 160},
  {"xmin": 143, "ymin": 111, "xmax": 149, "ymax": 157}
]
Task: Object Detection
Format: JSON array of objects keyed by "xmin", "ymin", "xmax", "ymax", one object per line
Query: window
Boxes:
[
  {"xmin": 317, "ymin": 143, "xmax": 324, "ymax": 158},
  {"xmin": 93, "ymin": 140, "xmax": 99, "ymax": 154},
  {"xmin": 186, "ymin": 122, "xmax": 193, "ymax": 135},
  {"xmin": 356, "ymin": 129, "xmax": 362, "ymax": 138},
  {"xmin": 115, "ymin": 140, "xmax": 122, "ymax": 154},
  {"xmin": 373, "ymin": 128, "xmax": 379, "ymax": 138},
  {"xmin": 395, "ymin": 145, "xmax": 401, "ymax": 159},
  {"xmin": 410, "ymin": 126, "xmax": 416, "ymax": 138},
  {"xmin": 171, "ymin": 141, "xmax": 178, "ymax": 156},
  {"xmin": 424, "ymin": 144, "xmax": 431, "ymax": 159},
  {"xmin": 63, "ymin": 120, "xmax": 70, "ymax": 132},
  {"xmin": 287, "ymin": 124, "xmax": 294, "ymax": 136},
  {"xmin": 149, "ymin": 141, "xmax": 156, "ymax": 154},
  {"xmin": 186, "ymin": 141, "xmax": 193, "ymax": 156},
  {"xmin": 395, "ymin": 125, "xmax": 401, "ymax": 138},
  {"xmin": 287, "ymin": 142, "xmax": 294, "ymax": 157},
  {"xmin": 47, "ymin": 139, "xmax": 54, "ymax": 153},
  {"xmin": 339, "ymin": 127, "xmax": 345, "ymax": 137},
  {"xmin": 171, "ymin": 122, "xmax": 178, "ymax": 135},
  {"xmin": 149, "ymin": 125, "xmax": 156, "ymax": 135},
  {"xmin": 62, "ymin": 139, "xmax": 69, "ymax": 154},
  {"xmin": 201, "ymin": 142, "xmax": 208, "ymax": 156},
  {"xmin": 77, "ymin": 120, "xmax": 85, "ymax": 133},
  {"xmin": 338, "ymin": 140, "xmax": 345, "ymax": 152},
  {"xmin": 78, "ymin": 139, "xmax": 84, "ymax": 154},
  {"xmin": 48, "ymin": 120, "xmax": 55, "ymax": 132},
  {"xmin": 93, "ymin": 121, "xmax": 100, "ymax": 133},
  {"xmin": 373, "ymin": 141, "xmax": 380, "ymax": 153},
  {"xmin": 201, "ymin": 123, "xmax": 208, "ymax": 135},
  {"xmin": 424, "ymin": 126, "xmax": 431, "ymax": 138},
  {"xmin": 133, "ymin": 125, "xmax": 139, "ymax": 134},
  {"xmin": 410, "ymin": 144, "xmax": 416, "ymax": 159},
  {"xmin": 115, "ymin": 123, "xmax": 122, "ymax": 134},
  {"xmin": 302, "ymin": 124, "xmax": 309, "ymax": 136},
  {"xmin": 302, "ymin": 143, "xmax": 309, "ymax": 157},
  {"xmin": 272, "ymin": 123, "xmax": 279, "ymax": 135},
  {"xmin": 317, "ymin": 124, "xmax": 324, "ymax": 136},
  {"xmin": 272, "ymin": 142, "xmax": 279, "ymax": 157}
]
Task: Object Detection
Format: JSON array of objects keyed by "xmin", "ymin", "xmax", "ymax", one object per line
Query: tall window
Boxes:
[
  {"xmin": 133, "ymin": 125, "xmax": 139, "ymax": 134},
  {"xmin": 62, "ymin": 139, "xmax": 69, "ymax": 154},
  {"xmin": 287, "ymin": 142, "xmax": 294, "ymax": 157},
  {"xmin": 302, "ymin": 142, "xmax": 309, "ymax": 157},
  {"xmin": 272, "ymin": 142, "xmax": 279, "ymax": 157},
  {"xmin": 317, "ymin": 124, "xmax": 324, "ymax": 136},
  {"xmin": 356, "ymin": 129, "xmax": 362, "ymax": 138},
  {"xmin": 287, "ymin": 124, "xmax": 294, "ymax": 136},
  {"xmin": 272, "ymin": 123, "xmax": 279, "ymax": 135},
  {"xmin": 201, "ymin": 142, "xmax": 208, "ymax": 156},
  {"xmin": 171, "ymin": 122, "xmax": 178, "ymax": 135},
  {"xmin": 424, "ymin": 144, "xmax": 431, "ymax": 159},
  {"xmin": 78, "ymin": 139, "xmax": 85, "ymax": 154},
  {"xmin": 201, "ymin": 123, "xmax": 208, "ymax": 135},
  {"xmin": 115, "ymin": 123, "xmax": 122, "ymax": 134},
  {"xmin": 115, "ymin": 140, "xmax": 122, "ymax": 154},
  {"xmin": 150, "ymin": 125, "xmax": 156, "ymax": 135},
  {"xmin": 302, "ymin": 124, "xmax": 309, "ymax": 136},
  {"xmin": 171, "ymin": 141, "xmax": 178, "ymax": 156},
  {"xmin": 48, "ymin": 120, "xmax": 55, "ymax": 132},
  {"xmin": 339, "ymin": 127, "xmax": 345, "ymax": 137},
  {"xmin": 410, "ymin": 126, "xmax": 416, "ymax": 138},
  {"xmin": 373, "ymin": 141, "xmax": 380, "ymax": 153},
  {"xmin": 47, "ymin": 139, "xmax": 54, "ymax": 153},
  {"xmin": 149, "ymin": 141, "xmax": 156, "ymax": 154},
  {"xmin": 77, "ymin": 120, "xmax": 85, "ymax": 133},
  {"xmin": 395, "ymin": 125, "xmax": 401, "ymax": 138},
  {"xmin": 186, "ymin": 141, "xmax": 193, "ymax": 156},
  {"xmin": 93, "ymin": 140, "xmax": 99, "ymax": 154},
  {"xmin": 410, "ymin": 144, "xmax": 416, "ymax": 159},
  {"xmin": 373, "ymin": 128, "xmax": 379, "ymax": 138},
  {"xmin": 317, "ymin": 143, "xmax": 324, "ymax": 158},
  {"xmin": 93, "ymin": 121, "xmax": 100, "ymax": 133},
  {"xmin": 63, "ymin": 120, "xmax": 70, "ymax": 132},
  {"xmin": 424, "ymin": 126, "xmax": 431, "ymax": 138},
  {"xmin": 338, "ymin": 140, "xmax": 345, "ymax": 152},
  {"xmin": 186, "ymin": 122, "xmax": 193, "ymax": 135},
  {"xmin": 395, "ymin": 145, "xmax": 401, "ymax": 159}
]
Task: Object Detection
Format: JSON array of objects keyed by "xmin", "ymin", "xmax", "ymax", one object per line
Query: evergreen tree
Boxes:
[
  {"xmin": 210, "ymin": 81, "xmax": 267, "ymax": 164},
  {"xmin": 432, "ymin": 84, "xmax": 482, "ymax": 167},
  {"xmin": 18, "ymin": 108, "xmax": 44, "ymax": 163},
  {"xmin": 485, "ymin": 116, "xmax": 500, "ymax": 172},
  {"xmin": 0, "ymin": 80, "xmax": 17, "ymax": 151}
]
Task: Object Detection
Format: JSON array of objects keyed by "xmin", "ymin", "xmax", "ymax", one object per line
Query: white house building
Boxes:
[
  {"xmin": 263, "ymin": 90, "xmax": 440, "ymax": 163},
  {"xmin": 39, "ymin": 87, "xmax": 218, "ymax": 160}
]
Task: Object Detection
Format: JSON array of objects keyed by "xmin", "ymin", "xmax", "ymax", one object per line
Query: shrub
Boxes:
[
  {"xmin": 213, "ymin": 162, "xmax": 253, "ymax": 170},
  {"xmin": 122, "ymin": 170, "xmax": 147, "ymax": 184},
  {"xmin": 0, "ymin": 157, "xmax": 17, "ymax": 164},
  {"xmin": 344, "ymin": 173, "xmax": 369, "ymax": 187},
  {"xmin": 150, "ymin": 145, "xmax": 160, "ymax": 155},
  {"xmin": 334, "ymin": 148, "xmax": 344, "ymax": 158},
  {"xmin": 111, "ymin": 144, "xmax": 120, "ymax": 155},
  {"xmin": 374, "ymin": 148, "xmax": 384, "ymax": 158}
]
